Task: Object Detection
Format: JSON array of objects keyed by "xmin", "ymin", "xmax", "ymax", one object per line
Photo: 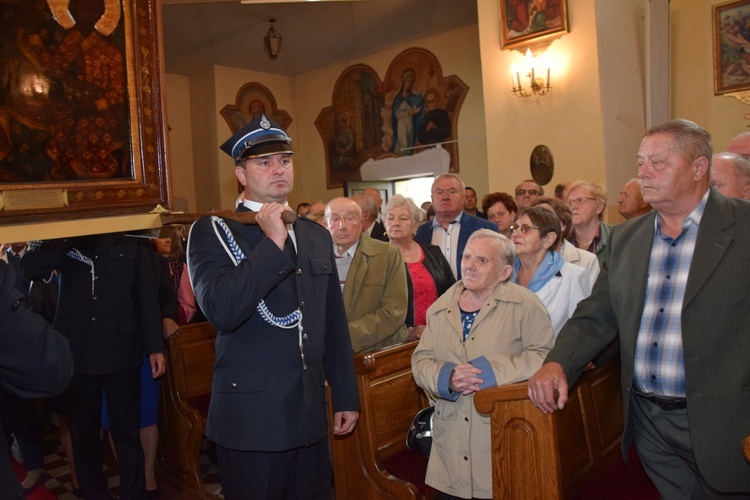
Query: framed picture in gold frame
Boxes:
[
  {"xmin": 0, "ymin": 0, "xmax": 169, "ymax": 224},
  {"xmin": 713, "ymin": 0, "xmax": 750, "ymax": 95},
  {"xmin": 499, "ymin": 0, "xmax": 570, "ymax": 51}
]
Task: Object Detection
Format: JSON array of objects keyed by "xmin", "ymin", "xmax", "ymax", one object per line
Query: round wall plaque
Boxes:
[{"xmin": 530, "ymin": 144, "xmax": 554, "ymax": 186}]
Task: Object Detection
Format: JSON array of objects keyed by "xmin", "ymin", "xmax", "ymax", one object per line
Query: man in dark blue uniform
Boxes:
[{"xmin": 187, "ymin": 114, "xmax": 360, "ymax": 499}]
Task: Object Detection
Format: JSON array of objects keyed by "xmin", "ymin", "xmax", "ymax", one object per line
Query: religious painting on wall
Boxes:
[
  {"xmin": 499, "ymin": 0, "xmax": 570, "ymax": 50},
  {"xmin": 220, "ymin": 82, "xmax": 292, "ymax": 134},
  {"xmin": 316, "ymin": 48, "xmax": 468, "ymax": 189},
  {"xmin": 0, "ymin": 0, "xmax": 170, "ymax": 223},
  {"xmin": 713, "ymin": 0, "xmax": 750, "ymax": 95}
]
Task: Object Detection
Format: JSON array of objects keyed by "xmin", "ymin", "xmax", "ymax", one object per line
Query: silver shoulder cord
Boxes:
[{"xmin": 210, "ymin": 216, "xmax": 306, "ymax": 369}]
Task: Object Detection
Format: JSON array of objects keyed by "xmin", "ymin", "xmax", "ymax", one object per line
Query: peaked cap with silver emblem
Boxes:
[{"xmin": 220, "ymin": 114, "xmax": 294, "ymax": 162}]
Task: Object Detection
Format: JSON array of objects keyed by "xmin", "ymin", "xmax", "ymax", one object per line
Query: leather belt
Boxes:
[{"xmin": 636, "ymin": 392, "xmax": 687, "ymax": 411}]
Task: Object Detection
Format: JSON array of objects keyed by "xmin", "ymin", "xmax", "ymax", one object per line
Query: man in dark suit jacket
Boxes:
[
  {"xmin": 22, "ymin": 232, "xmax": 165, "ymax": 499},
  {"xmin": 353, "ymin": 193, "xmax": 388, "ymax": 241},
  {"xmin": 415, "ymin": 174, "xmax": 498, "ymax": 280},
  {"xmin": 187, "ymin": 114, "xmax": 359, "ymax": 500},
  {"xmin": 528, "ymin": 119, "xmax": 750, "ymax": 497}
]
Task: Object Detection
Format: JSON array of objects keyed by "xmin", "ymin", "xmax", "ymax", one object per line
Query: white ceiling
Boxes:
[{"xmin": 161, "ymin": 0, "xmax": 479, "ymax": 77}]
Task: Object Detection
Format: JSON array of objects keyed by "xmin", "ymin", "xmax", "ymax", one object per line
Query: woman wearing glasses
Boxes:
[
  {"xmin": 564, "ymin": 180, "xmax": 613, "ymax": 266},
  {"xmin": 511, "ymin": 207, "xmax": 590, "ymax": 338}
]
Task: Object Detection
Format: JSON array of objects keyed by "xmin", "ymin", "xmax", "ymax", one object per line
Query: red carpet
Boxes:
[
  {"xmin": 10, "ymin": 459, "xmax": 56, "ymax": 500},
  {"xmin": 573, "ymin": 446, "xmax": 659, "ymax": 500}
]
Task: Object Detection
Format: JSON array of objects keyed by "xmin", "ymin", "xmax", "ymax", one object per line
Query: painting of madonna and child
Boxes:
[{"xmin": 316, "ymin": 48, "xmax": 469, "ymax": 189}]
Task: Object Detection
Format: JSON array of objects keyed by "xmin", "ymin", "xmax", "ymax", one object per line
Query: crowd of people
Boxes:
[
  {"xmin": 1, "ymin": 224, "xmax": 200, "ymax": 498},
  {"xmin": 2, "ymin": 117, "xmax": 748, "ymax": 499}
]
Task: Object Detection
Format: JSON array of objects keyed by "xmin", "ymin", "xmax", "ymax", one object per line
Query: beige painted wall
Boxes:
[
  {"xmin": 164, "ymin": 73, "xmax": 196, "ymax": 213},
  {"xmin": 477, "ymin": 0, "xmax": 649, "ymax": 223},
  {"xmin": 478, "ymin": 0, "xmax": 608, "ymax": 196},
  {"xmin": 671, "ymin": 0, "xmax": 750, "ymax": 151}
]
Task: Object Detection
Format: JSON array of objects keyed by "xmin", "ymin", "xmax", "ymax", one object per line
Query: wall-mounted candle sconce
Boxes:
[{"xmin": 510, "ymin": 49, "xmax": 551, "ymax": 97}]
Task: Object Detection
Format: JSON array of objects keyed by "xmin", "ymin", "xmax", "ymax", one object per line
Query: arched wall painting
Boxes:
[
  {"xmin": 220, "ymin": 82, "xmax": 292, "ymax": 134},
  {"xmin": 316, "ymin": 48, "xmax": 469, "ymax": 189}
]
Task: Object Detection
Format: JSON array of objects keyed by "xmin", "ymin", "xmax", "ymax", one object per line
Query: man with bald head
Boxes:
[
  {"xmin": 711, "ymin": 152, "xmax": 750, "ymax": 200},
  {"xmin": 326, "ymin": 197, "xmax": 407, "ymax": 353},
  {"xmin": 354, "ymin": 193, "xmax": 387, "ymax": 241},
  {"xmin": 617, "ymin": 179, "xmax": 651, "ymax": 220},
  {"xmin": 727, "ymin": 131, "xmax": 750, "ymax": 157}
]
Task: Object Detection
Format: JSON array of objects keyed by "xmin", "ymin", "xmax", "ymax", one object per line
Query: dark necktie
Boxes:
[{"xmin": 284, "ymin": 234, "xmax": 296, "ymax": 262}]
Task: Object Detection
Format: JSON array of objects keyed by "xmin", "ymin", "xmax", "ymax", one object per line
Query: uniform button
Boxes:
[
  {"xmin": 300, "ymin": 301, "xmax": 306, "ymax": 309},
  {"xmin": 231, "ymin": 383, "xmax": 237, "ymax": 388},
  {"xmin": 652, "ymin": 342, "xmax": 657, "ymax": 347},
  {"xmin": 277, "ymin": 270, "xmax": 285, "ymax": 276},
  {"xmin": 463, "ymin": 456, "xmax": 468, "ymax": 461},
  {"xmin": 91, "ymin": 317, "xmax": 96, "ymax": 322},
  {"xmin": 93, "ymin": 296, "xmax": 98, "ymax": 301},
  {"xmin": 296, "ymin": 269, "xmax": 303, "ymax": 276},
  {"xmin": 464, "ymin": 417, "xmax": 469, "ymax": 422},
  {"xmin": 303, "ymin": 333, "xmax": 309, "ymax": 341}
]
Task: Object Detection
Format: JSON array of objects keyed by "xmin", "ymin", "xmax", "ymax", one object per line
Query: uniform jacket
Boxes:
[
  {"xmin": 187, "ymin": 212, "xmax": 359, "ymax": 452},
  {"xmin": 412, "ymin": 280, "xmax": 554, "ymax": 498},
  {"xmin": 343, "ymin": 234, "xmax": 408, "ymax": 353},
  {"xmin": 415, "ymin": 213, "xmax": 499, "ymax": 280},
  {"xmin": 21, "ymin": 233, "xmax": 163, "ymax": 376},
  {"xmin": 547, "ymin": 189, "xmax": 750, "ymax": 492}
]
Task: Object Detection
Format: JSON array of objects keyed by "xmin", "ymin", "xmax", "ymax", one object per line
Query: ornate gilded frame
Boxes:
[{"xmin": 0, "ymin": 0, "xmax": 169, "ymax": 224}]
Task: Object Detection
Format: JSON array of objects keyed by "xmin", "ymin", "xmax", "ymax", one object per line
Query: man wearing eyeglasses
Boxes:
[
  {"xmin": 186, "ymin": 114, "xmax": 359, "ymax": 500},
  {"xmin": 528, "ymin": 119, "xmax": 750, "ymax": 498},
  {"xmin": 514, "ymin": 179, "xmax": 544, "ymax": 208},
  {"xmin": 325, "ymin": 197, "xmax": 408, "ymax": 353}
]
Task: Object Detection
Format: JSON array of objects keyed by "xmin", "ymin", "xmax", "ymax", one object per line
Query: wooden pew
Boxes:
[
  {"xmin": 474, "ymin": 358, "xmax": 623, "ymax": 499},
  {"xmin": 157, "ymin": 321, "xmax": 217, "ymax": 498},
  {"xmin": 330, "ymin": 341, "xmax": 434, "ymax": 499}
]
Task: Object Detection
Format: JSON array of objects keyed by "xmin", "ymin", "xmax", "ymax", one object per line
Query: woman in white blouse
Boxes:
[{"xmin": 511, "ymin": 206, "xmax": 590, "ymax": 338}]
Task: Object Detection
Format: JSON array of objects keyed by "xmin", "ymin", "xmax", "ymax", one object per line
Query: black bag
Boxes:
[{"xmin": 406, "ymin": 405, "xmax": 434, "ymax": 457}]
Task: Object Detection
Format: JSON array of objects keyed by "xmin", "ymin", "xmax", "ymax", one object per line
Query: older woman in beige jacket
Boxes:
[{"xmin": 411, "ymin": 230, "xmax": 554, "ymax": 499}]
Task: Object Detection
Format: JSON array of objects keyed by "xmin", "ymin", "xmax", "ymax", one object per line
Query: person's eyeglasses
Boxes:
[
  {"xmin": 510, "ymin": 224, "xmax": 540, "ymax": 234},
  {"xmin": 327, "ymin": 215, "xmax": 360, "ymax": 226},
  {"xmin": 567, "ymin": 197, "xmax": 596, "ymax": 207},
  {"xmin": 515, "ymin": 189, "xmax": 540, "ymax": 197}
]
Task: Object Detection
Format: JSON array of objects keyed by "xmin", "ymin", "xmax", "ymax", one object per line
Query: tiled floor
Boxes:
[{"xmin": 28, "ymin": 417, "xmax": 223, "ymax": 499}]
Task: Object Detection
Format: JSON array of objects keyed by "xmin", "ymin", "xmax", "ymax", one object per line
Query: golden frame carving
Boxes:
[{"xmin": 0, "ymin": 0, "xmax": 170, "ymax": 224}]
